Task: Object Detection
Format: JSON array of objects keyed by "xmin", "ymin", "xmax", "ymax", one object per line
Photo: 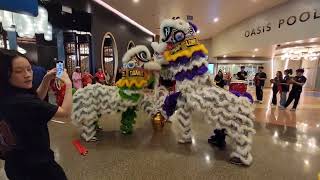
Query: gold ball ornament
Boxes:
[{"xmin": 152, "ymin": 112, "xmax": 166, "ymax": 130}]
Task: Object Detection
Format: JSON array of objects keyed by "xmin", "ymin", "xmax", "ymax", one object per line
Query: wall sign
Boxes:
[
  {"xmin": 244, "ymin": 9, "xmax": 320, "ymax": 38},
  {"xmin": 0, "ymin": 0, "xmax": 38, "ymax": 16}
]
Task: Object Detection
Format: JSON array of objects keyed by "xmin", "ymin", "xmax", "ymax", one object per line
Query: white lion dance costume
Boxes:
[
  {"xmin": 72, "ymin": 45, "xmax": 167, "ymax": 141},
  {"xmin": 152, "ymin": 18, "xmax": 256, "ymax": 166}
]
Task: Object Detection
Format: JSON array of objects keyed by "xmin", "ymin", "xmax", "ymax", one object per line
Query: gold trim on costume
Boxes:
[
  {"xmin": 164, "ymin": 44, "xmax": 208, "ymax": 62},
  {"xmin": 116, "ymin": 78, "xmax": 148, "ymax": 89}
]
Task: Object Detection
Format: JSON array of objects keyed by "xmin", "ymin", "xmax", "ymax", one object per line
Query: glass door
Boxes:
[{"xmin": 77, "ymin": 34, "xmax": 91, "ymax": 73}]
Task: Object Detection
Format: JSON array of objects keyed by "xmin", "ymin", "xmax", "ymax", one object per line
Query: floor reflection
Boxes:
[{"xmin": 0, "ymin": 88, "xmax": 319, "ymax": 180}]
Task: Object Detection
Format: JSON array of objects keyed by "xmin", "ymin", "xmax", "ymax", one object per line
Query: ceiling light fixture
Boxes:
[
  {"xmin": 252, "ymin": 55, "xmax": 256, "ymax": 58},
  {"xmin": 133, "ymin": 0, "xmax": 140, "ymax": 3},
  {"xmin": 254, "ymin": 48, "xmax": 259, "ymax": 52},
  {"xmin": 0, "ymin": 7, "xmax": 53, "ymax": 41},
  {"xmin": 17, "ymin": 46, "xmax": 27, "ymax": 54},
  {"xmin": 93, "ymin": 0, "xmax": 155, "ymax": 36},
  {"xmin": 280, "ymin": 47, "xmax": 320, "ymax": 61},
  {"xmin": 223, "ymin": 55, "xmax": 227, "ymax": 58},
  {"xmin": 309, "ymin": 38, "xmax": 318, "ymax": 43},
  {"xmin": 213, "ymin": 17, "xmax": 219, "ymax": 23}
]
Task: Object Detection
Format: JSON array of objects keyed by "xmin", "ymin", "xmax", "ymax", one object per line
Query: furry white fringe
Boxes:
[
  {"xmin": 72, "ymin": 83, "xmax": 169, "ymax": 142},
  {"xmin": 173, "ymin": 74, "xmax": 255, "ymax": 165},
  {"xmin": 122, "ymin": 45, "xmax": 151, "ymax": 63}
]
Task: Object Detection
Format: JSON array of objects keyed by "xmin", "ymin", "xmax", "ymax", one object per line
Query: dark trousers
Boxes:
[
  {"xmin": 285, "ymin": 90, "xmax": 302, "ymax": 109},
  {"xmin": 5, "ymin": 160, "xmax": 67, "ymax": 180},
  {"xmin": 272, "ymin": 88, "xmax": 278, "ymax": 105},
  {"xmin": 255, "ymin": 85, "xmax": 264, "ymax": 101}
]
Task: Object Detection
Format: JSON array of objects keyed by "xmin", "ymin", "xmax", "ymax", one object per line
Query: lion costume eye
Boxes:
[
  {"xmin": 126, "ymin": 61, "xmax": 136, "ymax": 69},
  {"xmin": 174, "ymin": 31, "xmax": 185, "ymax": 43},
  {"xmin": 136, "ymin": 51, "xmax": 149, "ymax": 62},
  {"xmin": 162, "ymin": 26, "xmax": 173, "ymax": 42}
]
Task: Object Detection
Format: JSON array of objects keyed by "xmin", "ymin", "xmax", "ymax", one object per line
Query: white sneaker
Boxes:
[
  {"xmin": 178, "ymin": 138, "xmax": 192, "ymax": 144},
  {"xmin": 290, "ymin": 108, "xmax": 296, "ymax": 111},
  {"xmin": 259, "ymin": 101, "xmax": 263, "ymax": 104}
]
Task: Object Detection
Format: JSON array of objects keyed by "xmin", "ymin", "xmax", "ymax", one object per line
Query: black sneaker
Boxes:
[
  {"xmin": 96, "ymin": 126, "xmax": 103, "ymax": 132},
  {"xmin": 208, "ymin": 129, "xmax": 227, "ymax": 149},
  {"xmin": 229, "ymin": 157, "xmax": 245, "ymax": 166},
  {"xmin": 89, "ymin": 136, "xmax": 99, "ymax": 142}
]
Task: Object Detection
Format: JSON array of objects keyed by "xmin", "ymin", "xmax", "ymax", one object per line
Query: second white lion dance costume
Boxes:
[{"xmin": 152, "ymin": 18, "xmax": 256, "ymax": 166}]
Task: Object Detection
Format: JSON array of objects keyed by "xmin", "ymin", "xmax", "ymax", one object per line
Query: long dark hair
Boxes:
[
  {"xmin": 284, "ymin": 69, "xmax": 293, "ymax": 75},
  {"xmin": 276, "ymin": 71, "xmax": 283, "ymax": 80},
  {"xmin": 0, "ymin": 49, "xmax": 31, "ymax": 96}
]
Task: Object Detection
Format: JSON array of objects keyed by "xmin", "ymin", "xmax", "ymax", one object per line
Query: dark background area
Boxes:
[
  {"xmin": 36, "ymin": 0, "xmax": 154, "ymax": 72},
  {"xmin": 17, "ymin": 34, "xmax": 58, "ymax": 70},
  {"xmin": 60, "ymin": 0, "xmax": 154, "ymax": 69},
  {"xmin": 8, "ymin": 0, "xmax": 154, "ymax": 72}
]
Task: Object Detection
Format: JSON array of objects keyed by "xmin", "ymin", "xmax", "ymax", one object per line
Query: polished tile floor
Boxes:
[{"xmin": 1, "ymin": 88, "xmax": 320, "ymax": 180}]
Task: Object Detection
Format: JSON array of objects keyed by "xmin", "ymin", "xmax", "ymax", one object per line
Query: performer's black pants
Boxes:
[
  {"xmin": 285, "ymin": 90, "xmax": 302, "ymax": 109},
  {"xmin": 256, "ymin": 85, "xmax": 264, "ymax": 101}
]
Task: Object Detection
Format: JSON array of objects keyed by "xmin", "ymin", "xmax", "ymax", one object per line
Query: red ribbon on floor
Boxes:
[{"xmin": 72, "ymin": 139, "xmax": 88, "ymax": 156}]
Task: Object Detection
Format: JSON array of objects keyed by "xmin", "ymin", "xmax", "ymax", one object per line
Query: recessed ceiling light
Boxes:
[
  {"xmin": 295, "ymin": 40, "xmax": 303, "ymax": 43},
  {"xmin": 213, "ymin": 17, "xmax": 219, "ymax": 23},
  {"xmin": 309, "ymin": 38, "xmax": 318, "ymax": 43},
  {"xmin": 252, "ymin": 55, "xmax": 256, "ymax": 58},
  {"xmin": 133, "ymin": 0, "xmax": 140, "ymax": 3},
  {"xmin": 223, "ymin": 55, "xmax": 227, "ymax": 58},
  {"xmin": 93, "ymin": 0, "xmax": 154, "ymax": 36},
  {"xmin": 197, "ymin": 30, "xmax": 200, "ymax": 34},
  {"xmin": 254, "ymin": 48, "xmax": 259, "ymax": 52}
]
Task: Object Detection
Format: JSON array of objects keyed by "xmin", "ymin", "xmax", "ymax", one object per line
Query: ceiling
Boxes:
[
  {"xmin": 102, "ymin": 0, "xmax": 288, "ymax": 40},
  {"xmin": 218, "ymin": 37, "xmax": 320, "ymax": 59},
  {"xmin": 222, "ymin": 47, "xmax": 274, "ymax": 59},
  {"xmin": 218, "ymin": 38, "xmax": 320, "ymax": 59}
]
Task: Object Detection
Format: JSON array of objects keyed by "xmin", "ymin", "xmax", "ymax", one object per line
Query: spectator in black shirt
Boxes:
[
  {"xmin": 214, "ymin": 70, "xmax": 225, "ymax": 88},
  {"xmin": 279, "ymin": 69, "xmax": 292, "ymax": 107},
  {"xmin": 281, "ymin": 68, "xmax": 307, "ymax": 111},
  {"xmin": 254, "ymin": 66, "xmax": 267, "ymax": 103},
  {"xmin": 0, "ymin": 49, "xmax": 72, "ymax": 180},
  {"xmin": 236, "ymin": 66, "xmax": 247, "ymax": 80},
  {"xmin": 270, "ymin": 71, "xmax": 283, "ymax": 106}
]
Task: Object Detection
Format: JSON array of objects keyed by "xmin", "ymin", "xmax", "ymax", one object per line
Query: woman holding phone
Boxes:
[{"xmin": 0, "ymin": 49, "xmax": 72, "ymax": 180}]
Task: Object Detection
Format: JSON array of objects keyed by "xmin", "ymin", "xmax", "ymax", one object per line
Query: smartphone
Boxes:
[{"xmin": 56, "ymin": 58, "xmax": 64, "ymax": 79}]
